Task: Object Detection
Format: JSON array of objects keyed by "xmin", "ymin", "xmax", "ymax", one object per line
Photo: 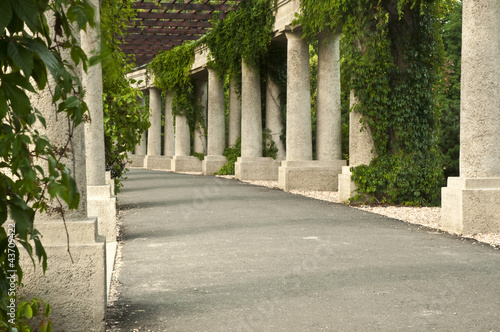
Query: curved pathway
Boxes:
[{"xmin": 106, "ymin": 169, "xmax": 500, "ymax": 331}]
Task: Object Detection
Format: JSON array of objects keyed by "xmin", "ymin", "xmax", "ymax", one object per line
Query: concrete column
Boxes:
[
  {"xmin": 338, "ymin": 91, "xmax": 376, "ymax": 201},
  {"xmin": 241, "ymin": 60, "xmax": 263, "ymax": 158},
  {"xmin": 81, "ymin": 0, "xmax": 117, "ymax": 244},
  {"xmin": 203, "ymin": 69, "xmax": 227, "ymax": 175},
  {"xmin": 175, "ymin": 115, "xmax": 190, "ymax": 157},
  {"xmin": 228, "ymin": 78, "xmax": 241, "ymax": 147},
  {"xmin": 172, "ymin": 114, "xmax": 202, "ymax": 172},
  {"xmin": 146, "ymin": 89, "xmax": 174, "ymax": 171},
  {"xmin": 147, "ymin": 87, "xmax": 162, "ymax": 156},
  {"xmin": 164, "ymin": 91, "xmax": 175, "ymax": 157},
  {"xmin": 441, "ymin": 0, "xmax": 500, "ymax": 234},
  {"xmin": 285, "ymin": 30, "xmax": 312, "ymax": 161},
  {"xmin": 235, "ymin": 60, "xmax": 280, "ymax": 180},
  {"xmin": 316, "ymin": 32, "xmax": 342, "ymax": 161},
  {"xmin": 265, "ymin": 75, "xmax": 285, "ymax": 160},
  {"xmin": 194, "ymin": 80, "xmax": 207, "ymax": 155},
  {"xmin": 278, "ymin": 30, "xmax": 345, "ymax": 191},
  {"xmin": 20, "ymin": 6, "xmax": 106, "ymax": 330}
]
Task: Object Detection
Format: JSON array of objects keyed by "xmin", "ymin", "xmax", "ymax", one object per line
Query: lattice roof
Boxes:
[{"xmin": 123, "ymin": 0, "xmax": 246, "ymax": 67}]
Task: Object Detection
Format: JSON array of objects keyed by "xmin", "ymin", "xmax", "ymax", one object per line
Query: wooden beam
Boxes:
[
  {"xmin": 130, "ymin": 19, "xmax": 212, "ymax": 28},
  {"xmin": 135, "ymin": 11, "xmax": 216, "ymax": 21},
  {"xmin": 126, "ymin": 27, "xmax": 208, "ymax": 35}
]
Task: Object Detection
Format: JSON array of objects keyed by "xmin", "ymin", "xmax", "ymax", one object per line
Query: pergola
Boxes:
[{"xmin": 123, "ymin": 0, "xmax": 247, "ymax": 66}]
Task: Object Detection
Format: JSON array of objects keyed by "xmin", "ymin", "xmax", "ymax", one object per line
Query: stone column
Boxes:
[
  {"xmin": 145, "ymin": 89, "xmax": 173, "ymax": 171},
  {"xmin": 171, "ymin": 114, "xmax": 202, "ymax": 172},
  {"xmin": 145, "ymin": 87, "xmax": 171, "ymax": 170},
  {"xmin": 228, "ymin": 78, "xmax": 241, "ymax": 147},
  {"xmin": 144, "ymin": 87, "xmax": 162, "ymax": 169},
  {"xmin": 265, "ymin": 75, "xmax": 285, "ymax": 160},
  {"xmin": 338, "ymin": 91, "xmax": 376, "ymax": 201},
  {"xmin": 194, "ymin": 80, "xmax": 207, "ymax": 155},
  {"xmin": 441, "ymin": 0, "xmax": 500, "ymax": 234},
  {"xmin": 164, "ymin": 91, "xmax": 175, "ymax": 157},
  {"xmin": 235, "ymin": 60, "xmax": 280, "ymax": 180},
  {"xmin": 81, "ymin": 0, "xmax": 117, "ymax": 243},
  {"xmin": 203, "ymin": 69, "xmax": 227, "ymax": 175},
  {"xmin": 316, "ymin": 32, "xmax": 342, "ymax": 161},
  {"xmin": 20, "ymin": 6, "xmax": 106, "ymax": 330},
  {"xmin": 279, "ymin": 30, "xmax": 345, "ymax": 192}
]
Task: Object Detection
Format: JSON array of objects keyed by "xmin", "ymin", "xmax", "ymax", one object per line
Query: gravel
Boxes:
[{"xmin": 217, "ymin": 175, "xmax": 500, "ymax": 249}]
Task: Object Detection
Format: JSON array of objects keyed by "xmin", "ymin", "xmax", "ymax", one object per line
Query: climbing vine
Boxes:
[
  {"xmin": 298, "ymin": 0, "xmax": 454, "ymax": 206},
  {"xmin": 149, "ymin": 42, "xmax": 205, "ymax": 145}
]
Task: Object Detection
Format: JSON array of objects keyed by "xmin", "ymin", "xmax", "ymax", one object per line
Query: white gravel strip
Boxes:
[{"xmin": 216, "ymin": 175, "xmax": 500, "ymax": 249}]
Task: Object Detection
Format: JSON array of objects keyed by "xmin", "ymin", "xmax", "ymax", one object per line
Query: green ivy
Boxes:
[
  {"xmin": 298, "ymin": 0, "xmax": 453, "ymax": 206},
  {"xmin": 217, "ymin": 138, "xmax": 241, "ymax": 175}
]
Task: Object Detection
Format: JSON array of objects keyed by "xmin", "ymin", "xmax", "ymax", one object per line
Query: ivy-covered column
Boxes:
[
  {"xmin": 172, "ymin": 114, "xmax": 202, "ymax": 172},
  {"xmin": 279, "ymin": 29, "xmax": 345, "ymax": 191},
  {"xmin": 203, "ymin": 69, "xmax": 227, "ymax": 175},
  {"xmin": 164, "ymin": 91, "xmax": 175, "ymax": 158},
  {"xmin": 265, "ymin": 75, "xmax": 285, "ymax": 160},
  {"xmin": 81, "ymin": 0, "xmax": 117, "ymax": 243},
  {"xmin": 228, "ymin": 78, "xmax": 241, "ymax": 147},
  {"xmin": 442, "ymin": 0, "xmax": 500, "ymax": 234},
  {"xmin": 194, "ymin": 80, "xmax": 207, "ymax": 156},
  {"xmin": 338, "ymin": 92, "xmax": 376, "ymax": 201},
  {"xmin": 133, "ymin": 95, "xmax": 147, "ymax": 167},
  {"xmin": 235, "ymin": 60, "xmax": 280, "ymax": 180}
]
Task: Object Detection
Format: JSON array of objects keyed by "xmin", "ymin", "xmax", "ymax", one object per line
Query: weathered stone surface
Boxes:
[
  {"xmin": 266, "ymin": 75, "xmax": 285, "ymax": 160},
  {"xmin": 175, "ymin": 115, "xmax": 191, "ymax": 157},
  {"xmin": 87, "ymin": 185, "xmax": 117, "ymax": 242},
  {"xmin": 144, "ymin": 155, "xmax": 172, "ymax": 171},
  {"xmin": 441, "ymin": 0, "xmax": 500, "ymax": 235},
  {"xmin": 228, "ymin": 79, "xmax": 241, "ymax": 147},
  {"xmin": 241, "ymin": 60, "xmax": 262, "ymax": 158},
  {"xmin": 164, "ymin": 91, "xmax": 175, "ymax": 157},
  {"xmin": 172, "ymin": 156, "xmax": 202, "ymax": 173},
  {"xmin": 279, "ymin": 160, "xmax": 345, "ymax": 192},
  {"xmin": 207, "ymin": 69, "xmax": 225, "ymax": 156},
  {"xmin": 235, "ymin": 157, "xmax": 280, "ymax": 181},
  {"xmin": 202, "ymin": 155, "xmax": 227, "ymax": 175},
  {"xmin": 134, "ymin": 96, "xmax": 147, "ymax": 156},
  {"xmin": 147, "ymin": 87, "xmax": 162, "ymax": 156},
  {"xmin": 285, "ymin": 30, "xmax": 312, "ymax": 161},
  {"xmin": 194, "ymin": 80, "xmax": 207, "ymax": 155},
  {"xmin": 316, "ymin": 32, "xmax": 342, "ymax": 161}
]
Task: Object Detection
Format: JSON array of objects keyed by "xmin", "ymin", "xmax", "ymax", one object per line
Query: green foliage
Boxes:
[
  {"xmin": 0, "ymin": 297, "xmax": 52, "ymax": 332},
  {"xmin": 298, "ymin": 0, "xmax": 452, "ymax": 205},
  {"xmin": 217, "ymin": 138, "xmax": 241, "ymax": 175},
  {"xmin": 436, "ymin": 1, "xmax": 461, "ymax": 179},
  {"xmin": 149, "ymin": 43, "xmax": 204, "ymax": 142},
  {"xmin": 0, "ymin": 0, "xmax": 94, "ymax": 326},
  {"xmin": 205, "ymin": 0, "xmax": 276, "ymax": 80},
  {"xmin": 100, "ymin": 0, "xmax": 150, "ymax": 194},
  {"xmin": 262, "ymin": 129, "xmax": 278, "ymax": 159}
]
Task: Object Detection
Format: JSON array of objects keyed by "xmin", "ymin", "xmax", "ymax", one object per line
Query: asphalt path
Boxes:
[{"xmin": 106, "ymin": 169, "xmax": 500, "ymax": 331}]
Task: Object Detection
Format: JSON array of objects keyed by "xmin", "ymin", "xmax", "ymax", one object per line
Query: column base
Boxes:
[
  {"xmin": 202, "ymin": 155, "xmax": 227, "ymax": 175},
  {"xmin": 20, "ymin": 218, "xmax": 106, "ymax": 332},
  {"xmin": 87, "ymin": 185, "xmax": 117, "ymax": 242},
  {"xmin": 105, "ymin": 171, "xmax": 115, "ymax": 196},
  {"xmin": 441, "ymin": 177, "xmax": 500, "ymax": 234},
  {"xmin": 278, "ymin": 160, "xmax": 346, "ymax": 192},
  {"xmin": 235, "ymin": 157, "xmax": 280, "ymax": 180},
  {"xmin": 144, "ymin": 155, "xmax": 172, "ymax": 171},
  {"xmin": 338, "ymin": 166, "xmax": 356, "ymax": 202},
  {"xmin": 171, "ymin": 156, "xmax": 203, "ymax": 173},
  {"xmin": 128, "ymin": 154, "xmax": 145, "ymax": 168}
]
